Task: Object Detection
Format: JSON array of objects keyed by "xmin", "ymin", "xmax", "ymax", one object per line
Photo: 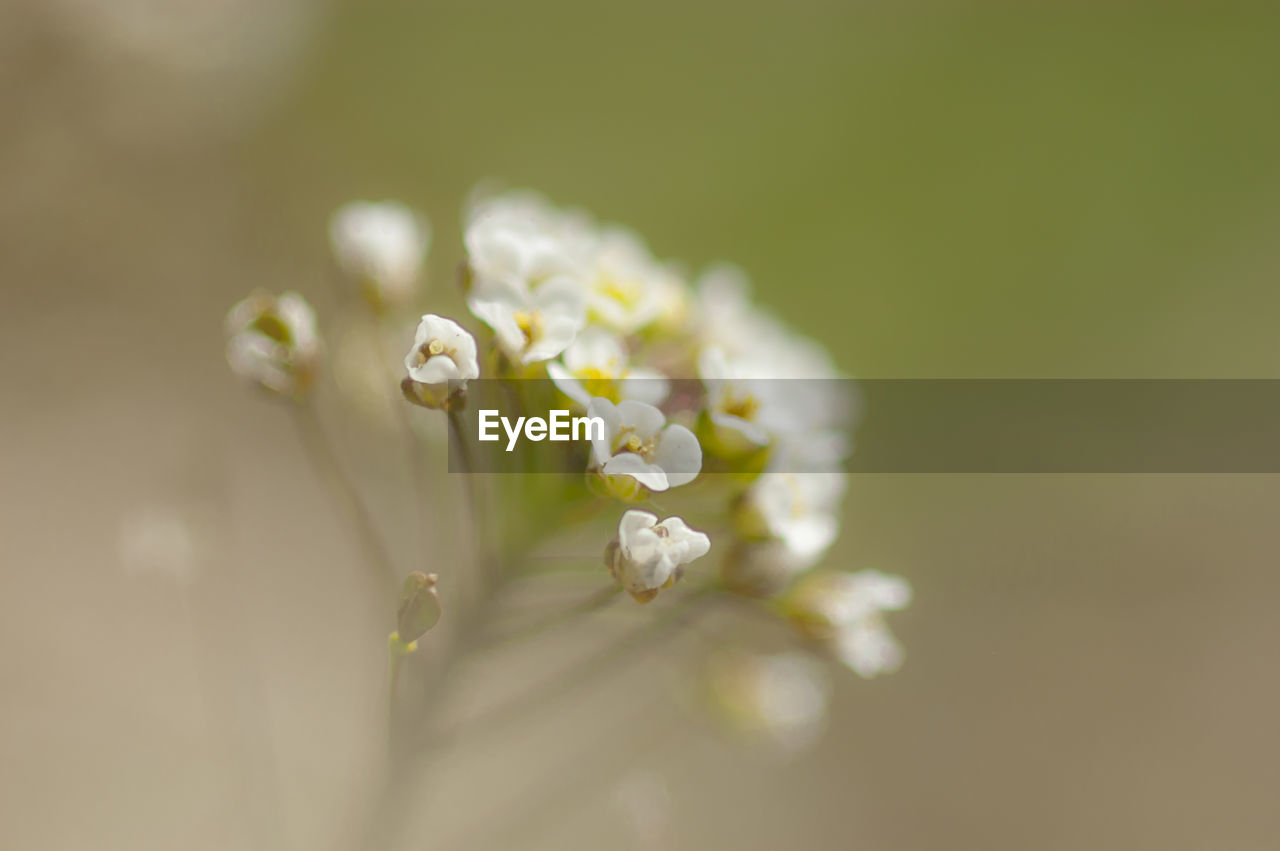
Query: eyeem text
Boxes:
[{"xmin": 477, "ymin": 409, "xmax": 606, "ymax": 452}]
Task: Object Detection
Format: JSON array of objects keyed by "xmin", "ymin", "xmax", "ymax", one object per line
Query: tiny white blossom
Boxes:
[
  {"xmin": 330, "ymin": 201, "xmax": 429, "ymax": 307},
  {"xmin": 546, "ymin": 328, "xmax": 668, "ymax": 408},
  {"xmin": 401, "ymin": 314, "xmax": 478, "ymax": 408},
  {"xmin": 705, "ymin": 650, "xmax": 831, "ymax": 753},
  {"xmin": 587, "ymin": 398, "xmax": 702, "ymax": 499},
  {"xmin": 584, "ymin": 228, "xmax": 680, "ymax": 335},
  {"xmin": 694, "ymin": 266, "xmax": 853, "ymax": 464},
  {"xmin": 467, "ymin": 276, "xmax": 586, "ymax": 366},
  {"xmin": 225, "ymin": 290, "xmax": 319, "ymax": 396},
  {"xmin": 698, "ymin": 346, "xmax": 843, "ymax": 458},
  {"xmin": 836, "ymin": 617, "xmax": 905, "ymax": 679},
  {"xmin": 606, "ymin": 509, "xmax": 710, "ymax": 602},
  {"xmin": 464, "ymin": 193, "xmax": 588, "ymax": 297},
  {"xmin": 784, "ymin": 569, "xmax": 911, "ymax": 678},
  {"xmin": 734, "ymin": 472, "xmax": 845, "ymax": 565}
]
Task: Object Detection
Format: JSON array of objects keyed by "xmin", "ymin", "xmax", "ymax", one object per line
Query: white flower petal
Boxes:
[
  {"xmin": 652, "ymin": 424, "xmax": 702, "ymax": 487},
  {"xmin": 603, "ymin": 453, "xmax": 669, "ymax": 492}
]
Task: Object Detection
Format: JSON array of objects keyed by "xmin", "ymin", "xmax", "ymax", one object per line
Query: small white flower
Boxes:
[
  {"xmin": 735, "ymin": 472, "xmax": 845, "ymax": 565},
  {"xmin": 584, "ymin": 228, "xmax": 679, "ymax": 335},
  {"xmin": 464, "ymin": 193, "xmax": 588, "ymax": 297},
  {"xmin": 546, "ymin": 328, "xmax": 668, "ymax": 408},
  {"xmin": 330, "ymin": 201, "xmax": 430, "ymax": 307},
  {"xmin": 606, "ymin": 509, "xmax": 710, "ymax": 602},
  {"xmin": 467, "ymin": 276, "xmax": 586, "ymax": 366},
  {"xmin": 698, "ymin": 346, "xmax": 835, "ymax": 457},
  {"xmin": 705, "ymin": 650, "xmax": 831, "ymax": 753},
  {"xmin": 225, "ymin": 290, "xmax": 319, "ymax": 396},
  {"xmin": 784, "ymin": 569, "xmax": 911, "ymax": 678},
  {"xmin": 836, "ymin": 617, "xmax": 905, "ymax": 679},
  {"xmin": 587, "ymin": 398, "xmax": 702, "ymax": 499},
  {"xmin": 401, "ymin": 314, "xmax": 478, "ymax": 408}
]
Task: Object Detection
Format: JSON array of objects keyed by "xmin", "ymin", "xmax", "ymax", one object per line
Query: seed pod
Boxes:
[{"xmin": 395, "ymin": 571, "xmax": 441, "ymax": 644}]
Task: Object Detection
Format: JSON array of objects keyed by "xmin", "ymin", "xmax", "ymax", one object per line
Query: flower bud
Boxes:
[
  {"xmin": 395, "ymin": 571, "xmax": 441, "ymax": 645},
  {"xmin": 606, "ymin": 510, "xmax": 711, "ymax": 603},
  {"xmin": 401, "ymin": 314, "xmax": 479, "ymax": 411},
  {"xmin": 225, "ymin": 290, "xmax": 320, "ymax": 398},
  {"xmin": 330, "ymin": 201, "xmax": 429, "ymax": 312}
]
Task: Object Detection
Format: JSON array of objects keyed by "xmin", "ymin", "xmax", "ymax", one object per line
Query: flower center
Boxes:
[
  {"xmin": 578, "ymin": 367, "xmax": 619, "ymax": 401},
  {"xmin": 513, "ymin": 310, "xmax": 543, "ymax": 346},
  {"xmin": 617, "ymin": 430, "xmax": 656, "ymax": 459},
  {"xmin": 598, "ymin": 277, "xmax": 642, "ymax": 308},
  {"xmin": 722, "ymin": 391, "xmax": 760, "ymax": 421},
  {"xmin": 250, "ymin": 313, "xmax": 292, "ymax": 345},
  {"xmin": 413, "ymin": 339, "xmax": 448, "ymax": 367}
]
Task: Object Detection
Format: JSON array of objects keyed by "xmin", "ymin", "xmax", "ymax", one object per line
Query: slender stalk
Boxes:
[{"xmin": 291, "ymin": 400, "xmax": 399, "ymax": 594}]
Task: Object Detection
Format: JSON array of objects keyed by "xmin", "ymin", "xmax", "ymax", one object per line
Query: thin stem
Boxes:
[
  {"xmin": 446, "ymin": 407, "xmax": 475, "ymax": 477},
  {"xmin": 474, "ymin": 584, "xmax": 623, "ymax": 652},
  {"xmin": 291, "ymin": 400, "xmax": 399, "ymax": 594}
]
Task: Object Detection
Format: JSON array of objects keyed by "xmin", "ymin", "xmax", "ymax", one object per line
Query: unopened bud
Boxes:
[{"xmin": 395, "ymin": 571, "xmax": 441, "ymax": 644}]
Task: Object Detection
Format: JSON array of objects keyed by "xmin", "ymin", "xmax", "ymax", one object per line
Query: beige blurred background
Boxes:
[{"xmin": 3, "ymin": 0, "xmax": 1280, "ymax": 848}]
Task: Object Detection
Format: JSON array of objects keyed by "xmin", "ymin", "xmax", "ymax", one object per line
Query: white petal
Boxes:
[
  {"xmin": 467, "ymin": 294, "xmax": 525, "ymax": 356},
  {"xmin": 523, "ymin": 314, "xmax": 581, "ymax": 363},
  {"xmin": 618, "ymin": 509, "xmax": 659, "ymax": 544},
  {"xmin": 614, "ymin": 400, "xmax": 666, "ymax": 440},
  {"xmin": 652, "ymin": 424, "xmax": 702, "ymax": 487},
  {"xmin": 409, "ymin": 355, "xmax": 462, "ymax": 385},
  {"xmin": 547, "ymin": 361, "xmax": 590, "ymax": 407},
  {"xmin": 709, "ymin": 412, "xmax": 770, "ymax": 448},
  {"xmin": 655, "ymin": 516, "xmax": 711, "ymax": 564},
  {"xmin": 565, "ymin": 327, "xmax": 625, "ymax": 374},
  {"xmin": 619, "ymin": 369, "xmax": 669, "ymax": 406},
  {"xmin": 603, "ymin": 453, "xmax": 669, "ymax": 492},
  {"xmin": 587, "ymin": 397, "xmax": 621, "ymax": 466}
]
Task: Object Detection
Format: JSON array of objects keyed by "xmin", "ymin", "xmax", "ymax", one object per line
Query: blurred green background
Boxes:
[
  {"xmin": 3, "ymin": 1, "xmax": 1279, "ymax": 849},
  {"xmin": 244, "ymin": 0, "xmax": 1280, "ymax": 377}
]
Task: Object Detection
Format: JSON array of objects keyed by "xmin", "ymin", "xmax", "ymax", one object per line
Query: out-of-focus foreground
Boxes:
[{"xmin": 3, "ymin": 1, "xmax": 1280, "ymax": 849}]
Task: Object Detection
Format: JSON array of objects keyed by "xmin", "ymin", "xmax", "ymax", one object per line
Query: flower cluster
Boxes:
[{"xmin": 223, "ymin": 188, "xmax": 912, "ymax": 753}]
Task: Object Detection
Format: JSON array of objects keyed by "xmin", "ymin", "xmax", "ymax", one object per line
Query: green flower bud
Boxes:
[{"xmin": 395, "ymin": 571, "xmax": 441, "ymax": 646}]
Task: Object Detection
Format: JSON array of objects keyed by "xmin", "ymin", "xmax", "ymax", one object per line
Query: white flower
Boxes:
[
  {"xmin": 784, "ymin": 569, "xmax": 911, "ymax": 678},
  {"xmin": 464, "ymin": 193, "xmax": 588, "ymax": 297},
  {"xmin": 584, "ymin": 228, "xmax": 680, "ymax": 335},
  {"xmin": 835, "ymin": 617, "xmax": 904, "ymax": 679},
  {"xmin": 467, "ymin": 276, "xmax": 586, "ymax": 366},
  {"xmin": 330, "ymin": 201, "xmax": 429, "ymax": 307},
  {"xmin": 606, "ymin": 509, "xmax": 710, "ymax": 602},
  {"xmin": 401, "ymin": 314, "xmax": 478, "ymax": 408},
  {"xmin": 705, "ymin": 650, "xmax": 831, "ymax": 753},
  {"xmin": 587, "ymin": 398, "xmax": 702, "ymax": 499},
  {"xmin": 546, "ymin": 328, "xmax": 668, "ymax": 408},
  {"xmin": 694, "ymin": 266, "xmax": 853, "ymax": 464},
  {"xmin": 735, "ymin": 472, "xmax": 845, "ymax": 564},
  {"xmin": 698, "ymin": 346, "xmax": 843, "ymax": 458},
  {"xmin": 225, "ymin": 290, "xmax": 319, "ymax": 396}
]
